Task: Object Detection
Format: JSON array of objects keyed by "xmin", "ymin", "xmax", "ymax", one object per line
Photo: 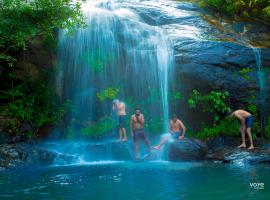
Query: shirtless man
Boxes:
[
  {"xmin": 130, "ymin": 108, "xmax": 151, "ymax": 159},
  {"xmin": 154, "ymin": 115, "xmax": 186, "ymax": 150},
  {"xmin": 112, "ymin": 99, "xmax": 127, "ymax": 141},
  {"xmin": 230, "ymin": 109, "xmax": 254, "ymax": 150}
]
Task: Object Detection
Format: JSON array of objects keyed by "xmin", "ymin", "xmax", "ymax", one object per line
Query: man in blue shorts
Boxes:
[
  {"xmin": 112, "ymin": 99, "xmax": 127, "ymax": 141},
  {"xmin": 230, "ymin": 109, "xmax": 255, "ymax": 150}
]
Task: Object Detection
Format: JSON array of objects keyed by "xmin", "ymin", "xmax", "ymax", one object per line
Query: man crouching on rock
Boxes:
[
  {"xmin": 130, "ymin": 107, "xmax": 151, "ymax": 159},
  {"xmin": 230, "ymin": 109, "xmax": 255, "ymax": 150},
  {"xmin": 154, "ymin": 114, "xmax": 186, "ymax": 150}
]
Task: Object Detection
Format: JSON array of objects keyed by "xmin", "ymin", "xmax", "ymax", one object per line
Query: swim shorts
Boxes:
[{"xmin": 245, "ymin": 115, "xmax": 253, "ymax": 128}]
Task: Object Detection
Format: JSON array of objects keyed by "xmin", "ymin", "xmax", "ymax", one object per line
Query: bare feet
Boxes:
[
  {"xmin": 153, "ymin": 146, "xmax": 161, "ymax": 150},
  {"xmin": 238, "ymin": 144, "xmax": 246, "ymax": 148},
  {"xmin": 248, "ymin": 145, "xmax": 255, "ymax": 150},
  {"xmin": 122, "ymin": 138, "xmax": 127, "ymax": 142},
  {"xmin": 178, "ymin": 135, "xmax": 184, "ymax": 140}
]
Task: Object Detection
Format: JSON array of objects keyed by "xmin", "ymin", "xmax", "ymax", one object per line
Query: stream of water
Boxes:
[
  {"xmin": 57, "ymin": 0, "xmax": 173, "ymax": 133},
  {"xmin": 252, "ymin": 47, "xmax": 266, "ymax": 137}
]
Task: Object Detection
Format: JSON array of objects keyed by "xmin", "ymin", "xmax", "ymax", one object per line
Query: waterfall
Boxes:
[
  {"xmin": 252, "ymin": 47, "xmax": 266, "ymax": 137},
  {"xmin": 57, "ymin": 0, "xmax": 173, "ymax": 137}
]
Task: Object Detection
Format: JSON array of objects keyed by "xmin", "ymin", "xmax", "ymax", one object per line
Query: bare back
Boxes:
[{"xmin": 234, "ymin": 109, "xmax": 251, "ymax": 120}]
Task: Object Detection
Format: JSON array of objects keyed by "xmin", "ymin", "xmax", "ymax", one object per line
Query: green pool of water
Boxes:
[{"xmin": 0, "ymin": 161, "xmax": 269, "ymax": 200}]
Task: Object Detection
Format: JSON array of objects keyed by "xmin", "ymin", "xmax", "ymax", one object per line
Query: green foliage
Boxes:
[
  {"xmin": 263, "ymin": 5, "xmax": 270, "ymax": 16},
  {"xmin": 0, "ymin": 0, "xmax": 85, "ymax": 69},
  {"xmin": 188, "ymin": 90, "xmax": 230, "ymax": 122},
  {"xmin": 0, "ymin": 78, "xmax": 69, "ymax": 137},
  {"xmin": 81, "ymin": 116, "xmax": 115, "ymax": 138},
  {"xmin": 169, "ymin": 91, "xmax": 182, "ymax": 101},
  {"xmin": 239, "ymin": 67, "xmax": 253, "ymax": 80},
  {"xmin": 97, "ymin": 87, "xmax": 120, "ymax": 101},
  {"xmin": 197, "ymin": 117, "xmax": 239, "ymax": 139},
  {"xmin": 144, "ymin": 117, "xmax": 164, "ymax": 135},
  {"xmin": 246, "ymin": 92, "xmax": 260, "ymax": 136},
  {"xmin": 199, "ymin": 0, "xmax": 270, "ymax": 21},
  {"xmin": 266, "ymin": 116, "xmax": 270, "ymax": 139}
]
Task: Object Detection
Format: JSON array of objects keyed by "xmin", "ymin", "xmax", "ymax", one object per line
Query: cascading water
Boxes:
[
  {"xmin": 252, "ymin": 47, "xmax": 266, "ymax": 137},
  {"xmin": 57, "ymin": 0, "xmax": 173, "ymax": 135}
]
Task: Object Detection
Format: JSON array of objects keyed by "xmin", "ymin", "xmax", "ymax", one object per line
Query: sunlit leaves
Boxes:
[
  {"xmin": 0, "ymin": 0, "xmax": 85, "ymax": 69},
  {"xmin": 200, "ymin": 0, "xmax": 270, "ymax": 20},
  {"xmin": 97, "ymin": 87, "xmax": 120, "ymax": 101},
  {"xmin": 239, "ymin": 67, "xmax": 253, "ymax": 80}
]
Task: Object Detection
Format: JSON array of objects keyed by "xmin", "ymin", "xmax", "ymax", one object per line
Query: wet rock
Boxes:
[
  {"xmin": 223, "ymin": 148, "xmax": 270, "ymax": 164},
  {"xmin": 20, "ymin": 123, "xmax": 33, "ymax": 134},
  {"xmin": 173, "ymin": 40, "xmax": 270, "ymax": 102},
  {"xmin": 0, "ymin": 143, "xmax": 58, "ymax": 170},
  {"xmin": 206, "ymin": 135, "xmax": 240, "ymax": 152},
  {"xmin": 110, "ymin": 141, "xmax": 133, "ymax": 160},
  {"xmin": 168, "ymin": 137, "xmax": 207, "ymax": 161},
  {"xmin": 86, "ymin": 143, "xmax": 109, "ymax": 160},
  {"xmin": 205, "ymin": 136, "xmax": 270, "ymax": 164}
]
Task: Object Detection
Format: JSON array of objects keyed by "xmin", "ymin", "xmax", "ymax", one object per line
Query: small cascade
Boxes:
[{"xmin": 252, "ymin": 47, "xmax": 266, "ymax": 137}]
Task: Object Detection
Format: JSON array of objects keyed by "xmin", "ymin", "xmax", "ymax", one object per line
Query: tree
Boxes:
[{"xmin": 0, "ymin": 0, "xmax": 85, "ymax": 69}]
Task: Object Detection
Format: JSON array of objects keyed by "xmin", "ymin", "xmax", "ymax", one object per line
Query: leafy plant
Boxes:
[
  {"xmin": 239, "ymin": 67, "xmax": 253, "ymax": 80},
  {"xmin": 0, "ymin": 0, "xmax": 85, "ymax": 70},
  {"xmin": 266, "ymin": 116, "xmax": 270, "ymax": 139},
  {"xmin": 81, "ymin": 116, "xmax": 115, "ymax": 138},
  {"xmin": 246, "ymin": 90, "xmax": 260, "ymax": 137},
  {"xmin": 169, "ymin": 91, "xmax": 182, "ymax": 101},
  {"xmin": 197, "ymin": 117, "xmax": 239, "ymax": 139},
  {"xmin": 188, "ymin": 89, "xmax": 230, "ymax": 122},
  {"xmin": 97, "ymin": 87, "xmax": 120, "ymax": 101},
  {"xmin": 198, "ymin": 0, "xmax": 270, "ymax": 21},
  {"xmin": 0, "ymin": 77, "xmax": 70, "ymax": 137}
]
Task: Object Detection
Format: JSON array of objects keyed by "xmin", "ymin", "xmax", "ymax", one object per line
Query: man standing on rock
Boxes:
[
  {"xmin": 112, "ymin": 99, "xmax": 127, "ymax": 142},
  {"xmin": 154, "ymin": 114, "xmax": 186, "ymax": 150},
  {"xmin": 130, "ymin": 107, "xmax": 152, "ymax": 159},
  {"xmin": 230, "ymin": 109, "xmax": 255, "ymax": 150}
]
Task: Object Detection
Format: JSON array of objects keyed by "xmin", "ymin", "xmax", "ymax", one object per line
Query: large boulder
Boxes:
[
  {"xmin": 206, "ymin": 135, "xmax": 241, "ymax": 152},
  {"xmin": 223, "ymin": 148, "xmax": 270, "ymax": 164},
  {"xmin": 167, "ymin": 137, "xmax": 207, "ymax": 161},
  {"xmin": 110, "ymin": 141, "xmax": 133, "ymax": 160},
  {"xmin": 0, "ymin": 142, "xmax": 57, "ymax": 170},
  {"xmin": 205, "ymin": 136, "xmax": 270, "ymax": 164}
]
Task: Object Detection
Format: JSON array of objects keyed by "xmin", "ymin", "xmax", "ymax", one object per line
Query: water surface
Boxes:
[{"xmin": 0, "ymin": 161, "xmax": 269, "ymax": 200}]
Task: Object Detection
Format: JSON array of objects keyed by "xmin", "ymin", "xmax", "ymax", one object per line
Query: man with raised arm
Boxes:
[
  {"xmin": 130, "ymin": 108, "xmax": 151, "ymax": 159},
  {"xmin": 230, "ymin": 109, "xmax": 255, "ymax": 150},
  {"xmin": 112, "ymin": 99, "xmax": 127, "ymax": 141},
  {"xmin": 154, "ymin": 114, "xmax": 186, "ymax": 150}
]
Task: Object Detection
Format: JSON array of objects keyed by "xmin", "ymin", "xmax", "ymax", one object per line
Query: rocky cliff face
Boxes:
[{"xmin": 135, "ymin": 1, "xmax": 270, "ymax": 127}]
